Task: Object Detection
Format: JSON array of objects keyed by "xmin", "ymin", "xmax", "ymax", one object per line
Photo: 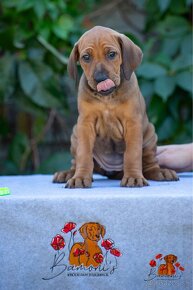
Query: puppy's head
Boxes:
[
  {"xmin": 68, "ymin": 26, "xmax": 143, "ymax": 96},
  {"xmin": 79, "ymin": 222, "xmax": 106, "ymax": 242},
  {"xmin": 164, "ymin": 254, "xmax": 178, "ymax": 264}
]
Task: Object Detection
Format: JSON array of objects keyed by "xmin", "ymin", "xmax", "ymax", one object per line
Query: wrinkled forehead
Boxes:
[
  {"xmin": 87, "ymin": 223, "xmax": 100, "ymax": 231},
  {"xmin": 78, "ymin": 28, "xmax": 120, "ymax": 53}
]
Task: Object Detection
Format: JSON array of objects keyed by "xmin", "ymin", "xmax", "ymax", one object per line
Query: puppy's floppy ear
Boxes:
[
  {"xmin": 67, "ymin": 43, "xmax": 79, "ymax": 84},
  {"xmin": 79, "ymin": 223, "xmax": 88, "ymax": 239},
  {"xmin": 164, "ymin": 255, "xmax": 168, "ymax": 262},
  {"xmin": 118, "ymin": 34, "xmax": 143, "ymax": 80},
  {"xmin": 100, "ymin": 224, "xmax": 106, "ymax": 238}
]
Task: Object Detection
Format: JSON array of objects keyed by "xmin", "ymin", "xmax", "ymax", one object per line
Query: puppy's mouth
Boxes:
[{"xmin": 96, "ymin": 79, "xmax": 116, "ymax": 96}]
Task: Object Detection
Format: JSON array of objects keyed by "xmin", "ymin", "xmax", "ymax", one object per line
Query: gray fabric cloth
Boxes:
[{"xmin": 0, "ymin": 173, "xmax": 192, "ymax": 290}]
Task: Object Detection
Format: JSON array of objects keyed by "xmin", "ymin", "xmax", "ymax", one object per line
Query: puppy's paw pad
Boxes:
[{"xmin": 121, "ymin": 176, "xmax": 149, "ymax": 187}]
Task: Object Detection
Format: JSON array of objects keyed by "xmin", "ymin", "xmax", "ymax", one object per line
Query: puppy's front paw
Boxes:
[
  {"xmin": 121, "ymin": 176, "xmax": 149, "ymax": 187},
  {"xmin": 65, "ymin": 176, "xmax": 92, "ymax": 188},
  {"xmin": 53, "ymin": 169, "xmax": 75, "ymax": 183}
]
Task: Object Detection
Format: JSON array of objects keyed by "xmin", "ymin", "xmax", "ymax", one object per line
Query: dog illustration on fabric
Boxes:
[
  {"xmin": 147, "ymin": 253, "xmax": 185, "ymax": 278},
  {"xmin": 157, "ymin": 254, "xmax": 178, "ymax": 276},
  {"xmin": 43, "ymin": 221, "xmax": 122, "ymax": 280},
  {"xmin": 69, "ymin": 222, "xmax": 105, "ymax": 267},
  {"xmin": 49, "ymin": 221, "xmax": 122, "ymax": 269}
]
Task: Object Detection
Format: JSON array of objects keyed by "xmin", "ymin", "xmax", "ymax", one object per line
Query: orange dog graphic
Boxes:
[
  {"xmin": 69, "ymin": 222, "xmax": 106, "ymax": 267},
  {"xmin": 157, "ymin": 254, "xmax": 177, "ymax": 276}
]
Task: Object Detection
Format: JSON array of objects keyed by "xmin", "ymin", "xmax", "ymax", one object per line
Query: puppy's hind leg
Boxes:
[{"xmin": 142, "ymin": 127, "xmax": 178, "ymax": 181}]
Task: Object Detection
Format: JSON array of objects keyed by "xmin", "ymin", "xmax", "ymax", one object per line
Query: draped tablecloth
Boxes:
[{"xmin": 0, "ymin": 173, "xmax": 192, "ymax": 290}]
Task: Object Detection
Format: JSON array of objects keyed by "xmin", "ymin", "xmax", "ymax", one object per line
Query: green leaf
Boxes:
[
  {"xmin": 0, "ymin": 54, "xmax": 15, "ymax": 101},
  {"xmin": 154, "ymin": 75, "xmax": 176, "ymax": 100},
  {"xmin": 19, "ymin": 61, "xmax": 39, "ymax": 96},
  {"xmin": 186, "ymin": 0, "xmax": 192, "ymax": 5},
  {"xmin": 47, "ymin": 2, "xmax": 59, "ymax": 20},
  {"xmin": 157, "ymin": 16, "xmax": 190, "ymax": 36},
  {"xmin": 9, "ymin": 132, "xmax": 29, "ymax": 168},
  {"xmin": 170, "ymin": 0, "xmax": 189, "ymax": 13},
  {"xmin": 33, "ymin": 0, "xmax": 46, "ymax": 19},
  {"xmin": 16, "ymin": 0, "xmax": 34, "ymax": 11},
  {"xmin": 18, "ymin": 61, "xmax": 61, "ymax": 108},
  {"xmin": 181, "ymin": 34, "xmax": 192, "ymax": 55},
  {"xmin": 154, "ymin": 53, "xmax": 172, "ymax": 68},
  {"xmin": 176, "ymin": 71, "xmax": 193, "ymax": 93},
  {"xmin": 148, "ymin": 96, "xmax": 167, "ymax": 125},
  {"xmin": 171, "ymin": 53, "xmax": 192, "ymax": 72},
  {"xmin": 28, "ymin": 48, "xmax": 45, "ymax": 61},
  {"xmin": 30, "ymin": 83, "xmax": 61, "ymax": 108},
  {"xmin": 52, "ymin": 15, "xmax": 73, "ymax": 40},
  {"xmin": 157, "ymin": 117, "xmax": 177, "ymax": 141},
  {"xmin": 162, "ymin": 37, "xmax": 181, "ymax": 57},
  {"xmin": 157, "ymin": 0, "xmax": 171, "ymax": 12},
  {"xmin": 139, "ymin": 80, "xmax": 154, "ymax": 98},
  {"xmin": 137, "ymin": 62, "xmax": 167, "ymax": 79}
]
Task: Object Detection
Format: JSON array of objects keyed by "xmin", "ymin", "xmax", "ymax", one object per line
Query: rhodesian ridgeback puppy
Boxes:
[{"xmin": 53, "ymin": 26, "xmax": 178, "ymax": 188}]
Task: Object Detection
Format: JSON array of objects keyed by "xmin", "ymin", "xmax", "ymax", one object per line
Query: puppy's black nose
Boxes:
[{"xmin": 94, "ymin": 70, "xmax": 108, "ymax": 83}]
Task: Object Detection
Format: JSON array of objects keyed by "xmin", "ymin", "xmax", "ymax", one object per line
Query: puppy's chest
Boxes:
[{"xmin": 95, "ymin": 109, "xmax": 124, "ymax": 140}]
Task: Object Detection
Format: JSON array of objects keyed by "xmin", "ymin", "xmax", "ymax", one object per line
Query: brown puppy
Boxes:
[
  {"xmin": 53, "ymin": 26, "xmax": 178, "ymax": 188},
  {"xmin": 69, "ymin": 222, "xmax": 105, "ymax": 267},
  {"xmin": 157, "ymin": 254, "xmax": 177, "ymax": 276}
]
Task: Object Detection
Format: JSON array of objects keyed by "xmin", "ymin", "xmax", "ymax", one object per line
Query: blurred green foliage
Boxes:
[
  {"xmin": 0, "ymin": 0, "xmax": 192, "ymax": 175},
  {"xmin": 137, "ymin": 0, "xmax": 192, "ymax": 145}
]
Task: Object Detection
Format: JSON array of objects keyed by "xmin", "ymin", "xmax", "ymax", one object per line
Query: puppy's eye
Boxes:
[
  {"xmin": 82, "ymin": 54, "xmax": 91, "ymax": 62},
  {"xmin": 107, "ymin": 51, "xmax": 117, "ymax": 59}
]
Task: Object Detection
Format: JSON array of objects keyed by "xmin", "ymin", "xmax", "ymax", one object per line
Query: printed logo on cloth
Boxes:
[
  {"xmin": 144, "ymin": 253, "xmax": 185, "ymax": 286},
  {"xmin": 42, "ymin": 221, "xmax": 122, "ymax": 280}
]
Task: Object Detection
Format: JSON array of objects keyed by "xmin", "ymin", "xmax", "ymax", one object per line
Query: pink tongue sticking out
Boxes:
[{"xmin": 97, "ymin": 79, "xmax": 115, "ymax": 92}]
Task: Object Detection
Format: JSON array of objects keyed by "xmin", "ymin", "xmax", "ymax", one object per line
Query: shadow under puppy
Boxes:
[{"xmin": 53, "ymin": 26, "xmax": 178, "ymax": 188}]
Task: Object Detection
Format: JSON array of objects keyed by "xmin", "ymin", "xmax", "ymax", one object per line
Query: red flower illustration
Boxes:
[
  {"xmin": 179, "ymin": 266, "xmax": 185, "ymax": 271},
  {"xmin": 149, "ymin": 259, "xmax": 157, "ymax": 267},
  {"xmin": 175, "ymin": 262, "xmax": 180, "ymax": 268},
  {"xmin": 73, "ymin": 248, "xmax": 85, "ymax": 257},
  {"xmin": 51, "ymin": 234, "xmax": 65, "ymax": 251},
  {"xmin": 110, "ymin": 248, "xmax": 122, "ymax": 257},
  {"xmin": 155, "ymin": 254, "xmax": 163, "ymax": 259},
  {"xmin": 93, "ymin": 253, "xmax": 104, "ymax": 264},
  {"xmin": 101, "ymin": 239, "xmax": 114, "ymax": 251},
  {"xmin": 61, "ymin": 222, "xmax": 76, "ymax": 233}
]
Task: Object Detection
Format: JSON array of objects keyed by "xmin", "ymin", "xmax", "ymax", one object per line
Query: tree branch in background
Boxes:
[
  {"xmin": 20, "ymin": 109, "xmax": 57, "ymax": 172},
  {"xmin": 37, "ymin": 35, "xmax": 69, "ymax": 65}
]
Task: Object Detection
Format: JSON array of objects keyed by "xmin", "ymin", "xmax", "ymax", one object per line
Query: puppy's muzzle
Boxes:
[
  {"xmin": 94, "ymin": 70, "xmax": 116, "ymax": 96},
  {"xmin": 94, "ymin": 70, "xmax": 108, "ymax": 83}
]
